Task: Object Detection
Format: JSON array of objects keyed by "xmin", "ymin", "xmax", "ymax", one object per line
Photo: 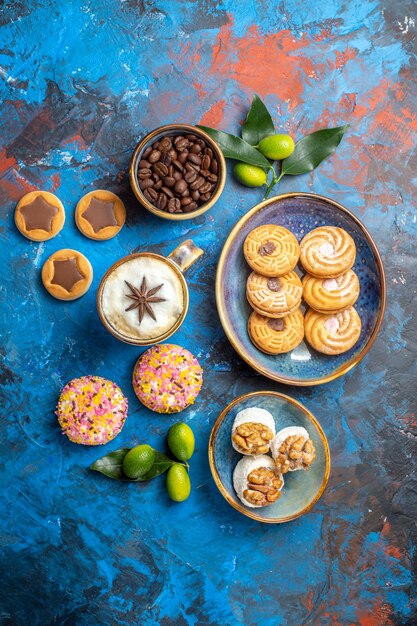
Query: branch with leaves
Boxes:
[{"xmin": 198, "ymin": 95, "xmax": 348, "ymax": 199}]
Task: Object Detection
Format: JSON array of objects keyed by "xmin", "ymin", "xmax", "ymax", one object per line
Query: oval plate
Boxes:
[
  {"xmin": 216, "ymin": 193, "xmax": 386, "ymax": 385},
  {"xmin": 208, "ymin": 391, "xmax": 330, "ymax": 523}
]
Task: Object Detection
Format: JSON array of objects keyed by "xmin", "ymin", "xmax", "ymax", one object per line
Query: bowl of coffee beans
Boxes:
[{"xmin": 130, "ymin": 124, "xmax": 226, "ymax": 220}]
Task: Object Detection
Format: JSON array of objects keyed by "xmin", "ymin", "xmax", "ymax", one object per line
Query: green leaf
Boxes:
[
  {"xmin": 280, "ymin": 125, "xmax": 349, "ymax": 176},
  {"xmin": 90, "ymin": 448, "xmax": 177, "ymax": 482},
  {"xmin": 90, "ymin": 448, "xmax": 130, "ymax": 480},
  {"xmin": 241, "ymin": 94, "xmax": 275, "ymax": 146},
  {"xmin": 197, "ymin": 126, "xmax": 271, "ymax": 169}
]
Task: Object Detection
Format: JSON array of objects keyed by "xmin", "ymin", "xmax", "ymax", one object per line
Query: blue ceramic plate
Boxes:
[
  {"xmin": 216, "ymin": 193, "xmax": 386, "ymax": 385},
  {"xmin": 209, "ymin": 391, "xmax": 330, "ymax": 523}
]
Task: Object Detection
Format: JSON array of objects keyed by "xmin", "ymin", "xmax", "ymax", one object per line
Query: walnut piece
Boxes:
[
  {"xmin": 243, "ymin": 467, "xmax": 283, "ymax": 506},
  {"xmin": 274, "ymin": 435, "xmax": 316, "ymax": 474},
  {"xmin": 232, "ymin": 421, "xmax": 274, "ymax": 455}
]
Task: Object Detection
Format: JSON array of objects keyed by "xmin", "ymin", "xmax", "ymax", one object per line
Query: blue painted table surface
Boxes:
[{"xmin": 1, "ymin": 1, "xmax": 416, "ymax": 625}]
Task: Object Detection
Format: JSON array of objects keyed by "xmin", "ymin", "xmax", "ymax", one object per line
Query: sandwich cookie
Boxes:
[
  {"xmin": 76, "ymin": 190, "xmax": 126, "ymax": 240},
  {"xmin": 15, "ymin": 191, "xmax": 65, "ymax": 241},
  {"xmin": 244, "ymin": 224, "xmax": 300, "ymax": 276},
  {"xmin": 248, "ymin": 308, "xmax": 304, "ymax": 355},
  {"xmin": 42, "ymin": 249, "xmax": 93, "ymax": 300},
  {"xmin": 246, "ymin": 271, "xmax": 302, "ymax": 318}
]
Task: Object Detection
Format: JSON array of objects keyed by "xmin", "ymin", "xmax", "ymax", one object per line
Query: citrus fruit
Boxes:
[
  {"xmin": 167, "ymin": 422, "xmax": 195, "ymax": 461},
  {"xmin": 122, "ymin": 444, "xmax": 155, "ymax": 479},
  {"xmin": 258, "ymin": 134, "xmax": 295, "ymax": 160},
  {"xmin": 233, "ymin": 163, "xmax": 267, "ymax": 187},
  {"xmin": 166, "ymin": 463, "xmax": 191, "ymax": 502}
]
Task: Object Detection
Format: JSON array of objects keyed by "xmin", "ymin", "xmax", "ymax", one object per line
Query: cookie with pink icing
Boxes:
[
  {"xmin": 132, "ymin": 344, "xmax": 203, "ymax": 414},
  {"xmin": 56, "ymin": 375, "xmax": 128, "ymax": 445}
]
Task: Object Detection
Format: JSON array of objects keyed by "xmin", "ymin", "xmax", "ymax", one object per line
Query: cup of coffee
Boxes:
[{"xmin": 96, "ymin": 239, "xmax": 203, "ymax": 346}]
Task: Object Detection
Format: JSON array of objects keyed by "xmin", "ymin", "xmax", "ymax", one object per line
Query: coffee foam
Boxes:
[{"xmin": 101, "ymin": 256, "xmax": 184, "ymax": 341}]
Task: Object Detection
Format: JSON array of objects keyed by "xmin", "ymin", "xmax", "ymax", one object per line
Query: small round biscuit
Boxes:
[
  {"xmin": 304, "ymin": 306, "xmax": 362, "ymax": 355},
  {"xmin": 246, "ymin": 271, "xmax": 302, "ymax": 318},
  {"xmin": 15, "ymin": 191, "xmax": 65, "ymax": 241},
  {"xmin": 75, "ymin": 190, "xmax": 126, "ymax": 240},
  {"xmin": 300, "ymin": 226, "xmax": 356, "ymax": 277},
  {"xmin": 42, "ymin": 249, "xmax": 93, "ymax": 301},
  {"xmin": 244, "ymin": 224, "xmax": 300, "ymax": 276},
  {"xmin": 303, "ymin": 270, "xmax": 360, "ymax": 313},
  {"xmin": 248, "ymin": 308, "xmax": 304, "ymax": 355}
]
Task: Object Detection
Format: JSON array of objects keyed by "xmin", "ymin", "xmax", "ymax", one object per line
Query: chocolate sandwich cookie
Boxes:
[
  {"xmin": 42, "ymin": 249, "xmax": 93, "ymax": 300},
  {"xmin": 15, "ymin": 191, "xmax": 65, "ymax": 241},
  {"xmin": 75, "ymin": 190, "xmax": 126, "ymax": 240}
]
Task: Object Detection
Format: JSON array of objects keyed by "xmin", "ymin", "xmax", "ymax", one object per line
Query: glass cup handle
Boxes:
[{"xmin": 167, "ymin": 239, "xmax": 204, "ymax": 272}]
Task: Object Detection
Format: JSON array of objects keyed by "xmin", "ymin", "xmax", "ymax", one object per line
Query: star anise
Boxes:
[{"xmin": 124, "ymin": 277, "xmax": 166, "ymax": 324}]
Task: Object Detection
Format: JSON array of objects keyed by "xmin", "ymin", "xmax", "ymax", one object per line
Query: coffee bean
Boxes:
[
  {"xmin": 161, "ymin": 153, "xmax": 172, "ymax": 166},
  {"xmin": 139, "ymin": 159, "xmax": 151, "ymax": 169},
  {"xmin": 183, "ymin": 201, "xmax": 198, "ymax": 213},
  {"xmin": 200, "ymin": 169, "xmax": 211, "ymax": 178},
  {"xmin": 190, "ymin": 176, "xmax": 205, "ymax": 190},
  {"xmin": 167, "ymin": 148, "xmax": 178, "ymax": 160},
  {"xmin": 172, "ymin": 160, "xmax": 184, "ymax": 172},
  {"xmin": 175, "ymin": 179, "xmax": 187, "ymax": 194},
  {"xmin": 185, "ymin": 134, "xmax": 198, "ymax": 141},
  {"xmin": 200, "ymin": 192, "xmax": 211, "ymax": 202},
  {"xmin": 181, "ymin": 188, "xmax": 190, "ymax": 197},
  {"xmin": 168, "ymin": 197, "xmax": 181, "ymax": 213},
  {"xmin": 173, "ymin": 171, "xmax": 183, "ymax": 181},
  {"xmin": 161, "ymin": 186, "xmax": 174, "ymax": 198},
  {"xmin": 181, "ymin": 197, "xmax": 192, "ymax": 206},
  {"xmin": 185, "ymin": 170, "xmax": 197, "ymax": 183},
  {"xmin": 204, "ymin": 147, "xmax": 214, "ymax": 158},
  {"xmin": 189, "ymin": 143, "xmax": 201, "ymax": 154},
  {"xmin": 202, "ymin": 155, "xmax": 211, "ymax": 170},
  {"xmin": 138, "ymin": 168, "xmax": 152, "ymax": 180},
  {"xmin": 199, "ymin": 181, "xmax": 212, "ymax": 194},
  {"xmin": 149, "ymin": 150, "xmax": 161, "ymax": 163},
  {"xmin": 168, "ymin": 164, "xmax": 174, "ymax": 177},
  {"xmin": 210, "ymin": 160, "xmax": 218, "ymax": 174},
  {"xmin": 144, "ymin": 187, "xmax": 158, "ymax": 201},
  {"xmin": 152, "ymin": 173, "xmax": 160, "ymax": 182},
  {"xmin": 174, "ymin": 137, "xmax": 190, "ymax": 151},
  {"xmin": 177, "ymin": 150, "xmax": 189, "ymax": 165},
  {"xmin": 188, "ymin": 153, "xmax": 202, "ymax": 165},
  {"xmin": 154, "ymin": 180, "xmax": 163, "ymax": 190},
  {"xmin": 191, "ymin": 190, "xmax": 200, "ymax": 201},
  {"xmin": 163, "ymin": 176, "xmax": 176, "ymax": 188},
  {"xmin": 159, "ymin": 136, "xmax": 172, "ymax": 152},
  {"xmin": 141, "ymin": 178, "xmax": 154, "ymax": 190},
  {"xmin": 142, "ymin": 146, "xmax": 152, "ymax": 159},
  {"xmin": 153, "ymin": 162, "xmax": 169, "ymax": 177},
  {"xmin": 206, "ymin": 172, "xmax": 218, "ymax": 183},
  {"xmin": 156, "ymin": 193, "xmax": 168, "ymax": 211}
]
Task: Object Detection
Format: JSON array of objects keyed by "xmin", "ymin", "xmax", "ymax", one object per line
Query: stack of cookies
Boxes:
[
  {"xmin": 300, "ymin": 226, "xmax": 361, "ymax": 355},
  {"xmin": 244, "ymin": 225, "xmax": 304, "ymax": 355},
  {"xmin": 244, "ymin": 224, "xmax": 362, "ymax": 356}
]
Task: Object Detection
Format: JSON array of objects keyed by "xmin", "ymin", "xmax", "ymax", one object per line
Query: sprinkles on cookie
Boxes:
[
  {"xmin": 132, "ymin": 344, "xmax": 203, "ymax": 414},
  {"xmin": 56, "ymin": 375, "xmax": 128, "ymax": 445}
]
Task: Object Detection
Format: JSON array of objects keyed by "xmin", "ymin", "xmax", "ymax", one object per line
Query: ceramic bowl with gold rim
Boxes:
[
  {"xmin": 208, "ymin": 391, "xmax": 330, "ymax": 523},
  {"xmin": 130, "ymin": 124, "xmax": 226, "ymax": 221},
  {"xmin": 96, "ymin": 239, "xmax": 203, "ymax": 346},
  {"xmin": 216, "ymin": 193, "xmax": 386, "ymax": 386}
]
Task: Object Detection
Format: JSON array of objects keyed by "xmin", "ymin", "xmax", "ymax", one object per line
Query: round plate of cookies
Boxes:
[{"xmin": 216, "ymin": 192, "xmax": 386, "ymax": 385}]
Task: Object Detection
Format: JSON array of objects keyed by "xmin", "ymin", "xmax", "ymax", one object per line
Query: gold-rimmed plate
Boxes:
[
  {"xmin": 208, "ymin": 391, "xmax": 330, "ymax": 523},
  {"xmin": 216, "ymin": 192, "xmax": 386, "ymax": 385}
]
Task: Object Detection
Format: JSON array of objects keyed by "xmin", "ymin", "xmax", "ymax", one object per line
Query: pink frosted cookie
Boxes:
[
  {"xmin": 132, "ymin": 344, "xmax": 203, "ymax": 414},
  {"xmin": 56, "ymin": 375, "xmax": 128, "ymax": 445}
]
